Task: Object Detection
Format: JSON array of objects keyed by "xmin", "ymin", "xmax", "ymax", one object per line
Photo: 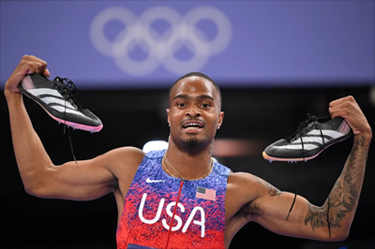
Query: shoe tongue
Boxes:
[
  {"xmin": 306, "ymin": 121, "xmax": 316, "ymax": 129},
  {"xmin": 288, "ymin": 121, "xmax": 316, "ymax": 142},
  {"xmin": 53, "ymin": 78, "xmax": 81, "ymax": 110},
  {"xmin": 53, "ymin": 77, "xmax": 69, "ymax": 90}
]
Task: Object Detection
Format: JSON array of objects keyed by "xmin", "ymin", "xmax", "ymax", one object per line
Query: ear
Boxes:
[
  {"xmin": 218, "ymin": 111, "xmax": 224, "ymax": 129},
  {"xmin": 166, "ymin": 109, "xmax": 170, "ymax": 124}
]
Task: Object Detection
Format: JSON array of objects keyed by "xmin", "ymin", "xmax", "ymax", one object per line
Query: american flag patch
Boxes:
[{"xmin": 196, "ymin": 186, "xmax": 216, "ymax": 201}]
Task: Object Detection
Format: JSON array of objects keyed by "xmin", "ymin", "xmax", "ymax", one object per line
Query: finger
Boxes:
[
  {"xmin": 329, "ymin": 95, "xmax": 355, "ymax": 108},
  {"xmin": 21, "ymin": 55, "xmax": 48, "ymax": 76},
  {"xmin": 329, "ymin": 106, "xmax": 345, "ymax": 120},
  {"xmin": 5, "ymin": 55, "xmax": 49, "ymax": 94},
  {"xmin": 44, "ymin": 69, "xmax": 51, "ymax": 78},
  {"xmin": 329, "ymin": 101, "xmax": 354, "ymax": 120},
  {"xmin": 7, "ymin": 57, "xmax": 45, "ymax": 89},
  {"xmin": 33, "ymin": 60, "xmax": 48, "ymax": 76},
  {"xmin": 329, "ymin": 96, "xmax": 358, "ymax": 119},
  {"xmin": 13, "ymin": 62, "xmax": 36, "ymax": 82}
]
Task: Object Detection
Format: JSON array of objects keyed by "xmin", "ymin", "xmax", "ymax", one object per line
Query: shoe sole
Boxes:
[
  {"xmin": 19, "ymin": 86, "xmax": 103, "ymax": 133},
  {"xmin": 262, "ymin": 133, "xmax": 352, "ymax": 162}
]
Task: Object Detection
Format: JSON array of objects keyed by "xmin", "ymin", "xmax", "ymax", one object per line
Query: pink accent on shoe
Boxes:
[
  {"xmin": 337, "ymin": 120, "xmax": 350, "ymax": 135},
  {"xmin": 262, "ymin": 151, "xmax": 318, "ymax": 162},
  {"xmin": 51, "ymin": 115, "xmax": 103, "ymax": 132},
  {"xmin": 22, "ymin": 75, "xmax": 35, "ymax": 90},
  {"xmin": 38, "ymin": 100, "xmax": 103, "ymax": 132}
]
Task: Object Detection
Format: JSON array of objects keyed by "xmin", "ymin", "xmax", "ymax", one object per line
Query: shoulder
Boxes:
[
  {"xmin": 227, "ymin": 171, "xmax": 281, "ymax": 197},
  {"xmin": 227, "ymin": 171, "xmax": 261, "ymax": 188},
  {"xmin": 143, "ymin": 149, "xmax": 165, "ymax": 159},
  {"xmin": 97, "ymin": 147, "xmax": 146, "ymax": 196},
  {"xmin": 225, "ymin": 171, "xmax": 281, "ymax": 220},
  {"xmin": 227, "ymin": 172, "xmax": 264, "ymax": 200},
  {"xmin": 96, "ymin": 146, "xmax": 145, "ymax": 179},
  {"xmin": 99, "ymin": 146, "xmax": 145, "ymax": 165},
  {"xmin": 225, "ymin": 172, "xmax": 259, "ymax": 219}
]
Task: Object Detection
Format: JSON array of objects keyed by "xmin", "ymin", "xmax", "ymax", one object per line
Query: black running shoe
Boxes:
[
  {"xmin": 262, "ymin": 114, "xmax": 352, "ymax": 162},
  {"xmin": 19, "ymin": 72, "xmax": 103, "ymax": 132}
]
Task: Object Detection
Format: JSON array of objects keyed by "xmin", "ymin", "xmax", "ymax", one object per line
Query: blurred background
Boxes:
[{"xmin": 1, "ymin": 1, "xmax": 374, "ymax": 248}]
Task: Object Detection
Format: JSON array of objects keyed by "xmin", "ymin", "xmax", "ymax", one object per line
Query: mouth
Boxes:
[{"xmin": 182, "ymin": 120, "xmax": 204, "ymax": 131}]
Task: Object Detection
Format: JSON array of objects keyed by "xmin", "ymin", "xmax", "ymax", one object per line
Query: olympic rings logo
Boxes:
[{"xmin": 90, "ymin": 6, "xmax": 232, "ymax": 76}]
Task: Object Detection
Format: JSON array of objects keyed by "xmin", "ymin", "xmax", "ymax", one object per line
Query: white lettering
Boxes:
[
  {"xmin": 137, "ymin": 194, "xmax": 206, "ymax": 237},
  {"xmin": 162, "ymin": 202, "xmax": 185, "ymax": 231},
  {"xmin": 138, "ymin": 193, "xmax": 165, "ymax": 224},
  {"xmin": 182, "ymin": 206, "xmax": 205, "ymax": 238}
]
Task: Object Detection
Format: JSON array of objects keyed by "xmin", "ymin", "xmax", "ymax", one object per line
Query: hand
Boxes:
[
  {"xmin": 329, "ymin": 96, "xmax": 372, "ymax": 139},
  {"xmin": 4, "ymin": 55, "xmax": 50, "ymax": 95}
]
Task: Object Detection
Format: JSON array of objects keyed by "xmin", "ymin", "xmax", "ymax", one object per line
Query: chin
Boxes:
[
  {"xmin": 181, "ymin": 136, "xmax": 211, "ymax": 154},
  {"xmin": 183, "ymin": 138, "xmax": 200, "ymax": 150}
]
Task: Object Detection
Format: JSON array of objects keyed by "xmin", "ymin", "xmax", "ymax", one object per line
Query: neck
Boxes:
[{"xmin": 164, "ymin": 141, "xmax": 214, "ymax": 180}]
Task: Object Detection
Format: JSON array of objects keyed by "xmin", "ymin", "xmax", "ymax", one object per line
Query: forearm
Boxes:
[
  {"xmin": 305, "ymin": 133, "xmax": 371, "ymax": 240},
  {"xmin": 5, "ymin": 90, "xmax": 54, "ymax": 192}
]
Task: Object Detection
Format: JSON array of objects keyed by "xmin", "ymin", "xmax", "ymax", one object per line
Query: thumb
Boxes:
[{"xmin": 44, "ymin": 69, "xmax": 51, "ymax": 78}]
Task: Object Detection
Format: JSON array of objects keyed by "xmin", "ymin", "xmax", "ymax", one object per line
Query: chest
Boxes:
[
  {"xmin": 116, "ymin": 154, "xmax": 231, "ymax": 248},
  {"xmin": 126, "ymin": 177, "xmax": 225, "ymax": 229}
]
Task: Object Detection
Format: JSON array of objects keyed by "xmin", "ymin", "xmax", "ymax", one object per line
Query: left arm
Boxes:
[
  {"xmin": 308, "ymin": 95, "xmax": 372, "ymax": 239},
  {"xmin": 243, "ymin": 96, "xmax": 371, "ymax": 241},
  {"xmin": 304, "ymin": 133, "xmax": 370, "ymax": 239},
  {"xmin": 252, "ymin": 132, "xmax": 370, "ymax": 241}
]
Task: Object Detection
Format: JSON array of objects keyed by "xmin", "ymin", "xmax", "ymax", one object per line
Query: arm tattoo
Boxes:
[
  {"xmin": 255, "ymin": 177, "xmax": 281, "ymax": 197},
  {"xmin": 304, "ymin": 135, "xmax": 369, "ymax": 231},
  {"xmin": 235, "ymin": 176, "xmax": 281, "ymax": 219}
]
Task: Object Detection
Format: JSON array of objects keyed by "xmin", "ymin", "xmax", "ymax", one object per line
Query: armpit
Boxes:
[{"xmin": 234, "ymin": 201, "xmax": 260, "ymax": 220}]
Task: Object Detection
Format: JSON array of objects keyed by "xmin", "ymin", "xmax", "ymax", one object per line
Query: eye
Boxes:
[
  {"xmin": 177, "ymin": 102, "xmax": 186, "ymax": 108},
  {"xmin": 201, "ymin": 103, "xmax": 211, "ymax": 108}
]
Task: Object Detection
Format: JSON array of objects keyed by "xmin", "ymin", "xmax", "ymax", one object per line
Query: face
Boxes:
[{"xmin": 167, "ymin": 76, "xmax": 224, "ymax": 152}]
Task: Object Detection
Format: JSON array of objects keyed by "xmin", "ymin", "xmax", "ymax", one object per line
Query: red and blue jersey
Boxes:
[{"xmin": 116, "ymin": 150, "xmax": 230, "ymax": 249}]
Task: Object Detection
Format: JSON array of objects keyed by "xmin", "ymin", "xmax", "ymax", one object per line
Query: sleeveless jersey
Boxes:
[{"xmin": 116, "ymin": 150, "xmax": 230, "ymax": 249}]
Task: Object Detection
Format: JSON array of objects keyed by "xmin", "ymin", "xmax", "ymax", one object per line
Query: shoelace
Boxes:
[
  {"xmin": 55, "ymin": 77, "xmax": 79, "ymax": 164},
  {"xmin": 286, "ymin": 114, "xmax": 315, "ymax": 219},
  {"xmin": 286, "ymin": 114, "xmax": 331, "ymax": 237},
  {"xmin": 319, "ymin": 128, "xmax": 332, "ymax": 237},
  {"xmin": 55, "ymin": 77, "xmax": 82, "ymax": 109},
  {"xmin": 287, "ymin": 113, "xmax": 317, "ymax": 143}
]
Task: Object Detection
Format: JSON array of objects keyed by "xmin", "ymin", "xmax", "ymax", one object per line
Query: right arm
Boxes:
[{"xmin": 4, "ymin": 55, "xmax": 144, "ymax": 200}]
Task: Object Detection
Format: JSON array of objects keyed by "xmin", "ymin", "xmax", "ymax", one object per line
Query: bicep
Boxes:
[
  {"xmin": 30, "ymin": 147, "xmax": 143, "ymax": 201},
  {"xmin": 31, "ymin": 157, "xmax": 115, "ymax": 200},
  {"xmin": 252, "ymin": 189, "xmax": 329, "ymax": 240}
]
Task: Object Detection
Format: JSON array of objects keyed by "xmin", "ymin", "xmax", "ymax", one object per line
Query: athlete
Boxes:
[{"xmin": 4, "ymin": 55, "xmax": 372, "ymax": 249}]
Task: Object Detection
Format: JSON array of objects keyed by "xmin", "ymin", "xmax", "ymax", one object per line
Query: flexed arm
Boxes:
[
  {"xmin": 258, "ymin": 96, "xmax": 371, "ymax": 240},
  {"xmin": 304, "ymin": 96, "xmax": 372, "ymax": 235},
  {"xmin": 4, "ymin": 55, "xmax": 144, "ymax": 200},
  {"xmin": 225, "ymin": 96, "xmax": 371, "ymax": 244},
  {"xmin": 304, "ymin": 133, "xmax": 369, "ymax": 236},
  {"xmin": 4, "ymin": 55, "xmax": 57, "ymax": 194}
]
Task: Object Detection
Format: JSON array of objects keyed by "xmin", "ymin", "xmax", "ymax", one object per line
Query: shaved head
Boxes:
[{"xmin": 169, "ymin": 72, "xmax": 222, "ymax": 108}]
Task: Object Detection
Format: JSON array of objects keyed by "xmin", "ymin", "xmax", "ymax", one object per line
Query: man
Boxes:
[{"xmin": 4, "ymin": 55, "xmax": 372, "ymax": 249}]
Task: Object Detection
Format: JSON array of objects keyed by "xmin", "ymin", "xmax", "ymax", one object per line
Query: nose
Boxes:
[{"xmin": 186, "ymin": 105, "xmax": 201, "ymax": 118}]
